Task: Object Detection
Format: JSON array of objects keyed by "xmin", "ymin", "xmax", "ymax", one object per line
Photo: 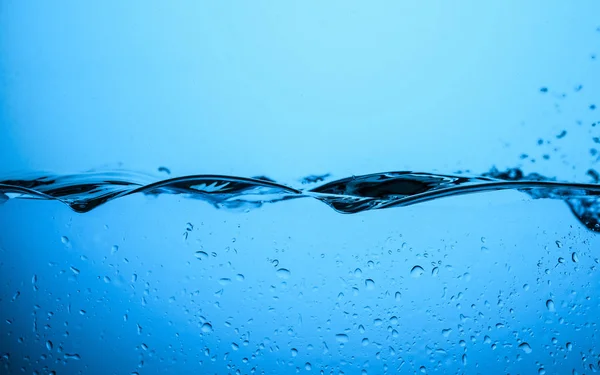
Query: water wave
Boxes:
[{"xmin": 1, "ymin": 168, "xmax": 599, "ymax": 232}]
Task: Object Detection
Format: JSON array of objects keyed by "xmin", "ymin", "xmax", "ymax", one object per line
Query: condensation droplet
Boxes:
[
  {"xmin": 519, "ymin": 342, "xmax": 532, "ymax": 354},
  {"xmin": 410, "ymin": 265, "xmax": 424, "ymax": 278},
  {"xmin": 276, "ymin": 268, "xmax": 291, "ymax": 279}
]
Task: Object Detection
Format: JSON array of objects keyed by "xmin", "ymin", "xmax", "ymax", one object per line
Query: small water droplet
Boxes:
[
  {"xmin": 111, "ymin": 245, "xmax": 119, "ymax": 254},
  {"xmin": 291, "ymin": 348, "xmax": 298, "ymax": 357},
  {"xmin": 519, "ymin": 342, "xmax": 532, "ymax": 354},
  {"xmin": 354, "ymin": 268, "xmax": 362, "ymax": 277},
  {"xmin": 218, "ymin": 278, "xmax": 231, "ymax": 286},
  {"xmin": 201, "ymin": 323, "xmax": 213, "ymax": 333},
  {"xmin": 555, "ymin": 240, "xmax": 562, "ymax": 248},
  {"xmin": 64, "ymin": 353, "xmax": 81, "ymax": 361},
  {"xmin": 566, "ymin": 342, "xmax": 573, "ymax": 351},
  {"xmin": 276, "ymin": 268, "xmax": 291, "ymax": 279},
  {"xmin": 335, "ymin": 334, "xmax": 349, "ymax": 343},
  {"xmin": 194, "ymin": 251, "xmax": 208, "ymax": 260},
  {"xmin": 365, "ymin": 279, "xmax": 375, "ymax": 290},
  {"xmin": 394, "ymin": 292, "xmax": 401, "ymax": 301},
  {"xmin": 46, "ymin": 341, "xmax": 53, "ymax": 351},
  {"xmin": 410, "ymin": 265, "xmax": 424, "ymax": 278},
  {"xmin": 431, "ymin": 267, "xmax": 439, "ymax": 276},
  {"xmin": 235, "ymin": 274, "xmax": 245, "ymax": 281},
  {"xmin": 305, "ymin": 362, "xmax": 312, "ymax": 371},
  {"xmin": 572, "ymin": 252, "xmax": 579, "ymax": 263},
  {"xmin": 70, "ymin": 266, "xmax": 80, "ymax": 275},
  {"xmin": 546, "ymin": 299, "xmax": 556, "ymax": 312},
  {"xmin": 61, "ymin": 236, "xmax": 70, "ymax": 245},
  {"xmin": 442, "ymin": 328, "xmax": 452, "ymax": 337}
]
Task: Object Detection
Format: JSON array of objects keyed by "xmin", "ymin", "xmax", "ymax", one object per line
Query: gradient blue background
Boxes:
[{"xmin": 1, "ymin": 2, "xmax": 600, "ymax": 374}]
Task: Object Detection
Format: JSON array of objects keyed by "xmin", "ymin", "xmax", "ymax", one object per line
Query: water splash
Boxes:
[{"xmin": 0, "ymin": 168, "xmax": 599, "ymax": 232}]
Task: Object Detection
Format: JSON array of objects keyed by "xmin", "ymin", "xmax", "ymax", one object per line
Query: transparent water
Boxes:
[{"xmin": 2, "ymin": 2, "xmax": 600, "ymax": 375}]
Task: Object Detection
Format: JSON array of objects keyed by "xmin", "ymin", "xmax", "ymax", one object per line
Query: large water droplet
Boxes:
[
  {"xmin": 572, "ymin": 252, "xmax": 579, "ymax": 263},
  {"xmin": 546, "ymin": 299, "xmax": 556, "ymax": 312},
  {"xmin": 365, "ymin": 279, "xmax": 375, "ymax": 290},
  {"xmin": 410, "ymin": 265, "xmax": 424, "ymax": 278},
  {"xmin": 354, "ymin": 268, "xmax": 362, "ymax": 277}
]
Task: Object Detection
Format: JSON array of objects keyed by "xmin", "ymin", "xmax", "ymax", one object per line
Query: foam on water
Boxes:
[{"xmin": 1, "ymin": 167, "xmax": 599, "ymax": 232}]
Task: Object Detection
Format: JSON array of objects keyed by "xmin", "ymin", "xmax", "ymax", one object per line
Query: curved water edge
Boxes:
[{"xmin": 0, "ymin": 169, "xmax": 599, "ymax": 232}]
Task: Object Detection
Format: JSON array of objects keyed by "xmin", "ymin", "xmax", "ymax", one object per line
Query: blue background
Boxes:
[{"xmin": 1, "ymin": 2, "xmax": 600, "ymax": 374}]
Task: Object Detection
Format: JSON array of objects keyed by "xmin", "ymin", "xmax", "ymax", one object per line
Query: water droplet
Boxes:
[
  {"xmin": 546, "ymin": 299, "xmax": 556, "ymax": 312},
  {"xmin": 305, "ymin": 362, "xmax": 312, "ymax": 371},
  {"xmin": 442, "ymin": 328, "xmax": 452, "ymax": 337},
  {"xmin": 235, "ymin": 274, "xmax": 245, "ymax": 281},
  {"xmin": 566, "ymin": 342, "xmax": 573, "ymax": 351},
  {"xmin": 111, "ymin": 245, "xmax": 119, "ymax": 254},
  {"xmin": 572, "ymin": 252, "xmax": 579, "ymax": 263},
  {"xmin": 365, "ymin": 279, "xmax": 375, "ymax": 290},
  {"xmin": 291, "ymin": 348, "xmax": 298, "ymax": 357},
  {"xmin": 61, "ymin": 236, "xmax": 70, "ymax": 245},
  {"xmin": 410, "ymin": 265, "xmax": 424, "ymax": 278},
  {"xmin": 201, "ymin": 323, "xmax": 213, "ymax": 333},
  {"xmin": 354, "ymin": 268, "xmax": 362, "ymax": 277},
  {"xmin": 555, "ymin": 240, "xmax": 562, "ymax": 248},
  {"xmin": 394, "ymin": 291, "xmax": 401, "ymax": 301},
  {"xmin": 194, "ymin": 251, "xmax": 208, "ymax": 260},
  {"xmin": 276, "ymin": 268, "xmax": 291, "ymax": 279},
  {"xmin": 519, "ymin": 342, "xmax": 532, "ymax": 354},
  {"xmin": 64, "ymin": 353, "xmax": 81, "ymax": 361},
  {"xmin": 335, "ymin": 334, "xmax": 349, "ymax": 343},
  {"xmin": 462, "ymin": 354, "xmax": 467, "ymax": 366},
  {"xmin": 218, "ymin": 278, "xmax": 232, "ymax": 286},
  {"xmin": 431, "ymin": 267, "xmax": 439, "ymax": 276},
  {"xmin": 45, "ymin": 341, "xmax": 53, "ymax": 351}
]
